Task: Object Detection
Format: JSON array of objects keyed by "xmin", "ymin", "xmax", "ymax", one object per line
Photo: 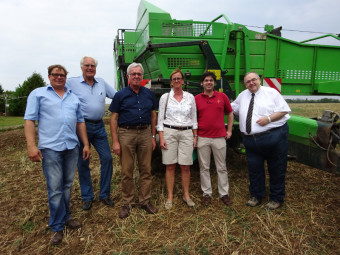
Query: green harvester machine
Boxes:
[{"xmin": 114, "ymin": 0, "xmax": 340, "ymax": 174}]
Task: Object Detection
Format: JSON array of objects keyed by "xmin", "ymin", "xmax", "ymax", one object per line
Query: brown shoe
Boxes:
[
  {"xmin": 220, "ymin": 195, "xmax": 232, "ymax": 206},
  {"xmin": 51, "ymin": 231, "xmax": 63, "ymax": 245},
  {"xmin": 201, "ymin": 196, "xmax": 211, "ymax": 206},
  {"xmin": 119, "ymin": 205, "xmax": 131, "ymax": 219},
  {"xmin": 141, "ymin": 203, "xmax": 158, "ymax": 214},
  {"xmin": 65, "ymin": 219, "xmax": 82, "ymax": 229}
]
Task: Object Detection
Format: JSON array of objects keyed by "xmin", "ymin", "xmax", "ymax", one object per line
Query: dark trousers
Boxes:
[
  {"xmin": 243, "ymin": 123, "xmax": 289, "ymax": 203},
  {"xmin": 78, "ymin": 120, "xmax": 113, "ymax": 201}
]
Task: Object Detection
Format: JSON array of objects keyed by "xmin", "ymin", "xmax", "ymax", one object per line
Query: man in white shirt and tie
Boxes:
[{"xmin": 231, "ymin": 72, "xmax": 291, "ymax": 210}]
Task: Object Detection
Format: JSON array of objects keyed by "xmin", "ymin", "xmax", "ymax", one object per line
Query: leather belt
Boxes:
[
  {"xmin": 244, "ymin": 126, "xmax": 281, "ymax": 137},
  {"xmin": 164, "ymin": 124, "xmax": 192, "ymax": 130},
  {"xmin": 119, "ymin": 125, "xmax": 149, "ymax": 130},
  {"xmin": 84, "ymin": 118, "xmax": 102, "ymax": 124}
]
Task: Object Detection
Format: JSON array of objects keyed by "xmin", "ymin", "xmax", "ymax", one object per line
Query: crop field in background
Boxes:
[{"xmin": 0, "ymin": 103, "xmax": 339, "ymax": 254}]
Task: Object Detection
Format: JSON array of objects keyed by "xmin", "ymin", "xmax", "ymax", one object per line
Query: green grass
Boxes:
[{"xmin": 0, "ymin": 116, "xmax": 24, "ymax": 129}]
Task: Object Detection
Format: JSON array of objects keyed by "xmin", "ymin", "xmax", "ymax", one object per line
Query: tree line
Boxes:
[
  {"xmin": 0, "ymin": 73, "xmax": 45, "ymax": 116},
  {"xmin": 1, "ymin": 73, "xmax": 339, "ymax": 116}
]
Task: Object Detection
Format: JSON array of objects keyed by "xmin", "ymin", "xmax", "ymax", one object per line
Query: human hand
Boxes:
[
  {"xmin": 256, "ymin": 116, "xmax": 270, "ymax": 126},
  {"xmin": 27, "ymin": 146, "xmax": 43, "ymax": 162},
  {"xmin": 82, "ymin": 145, "xmax": 91, "ymax": 160},
  {"xmin": 112, "ymin": 141, "xmax": 121, "ymax": 156}
]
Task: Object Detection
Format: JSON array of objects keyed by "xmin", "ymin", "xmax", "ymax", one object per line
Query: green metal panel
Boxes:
[
  {"xmin": 115, "ymin": 0, "xmax": 340, "ymax": 97},
  {"xmin": 287, "ymin": 115, "xmax": 318, "ymax": 146},
  {"xmin": 264, "ymin": 35, "xmax": 340, "ymax": 95}
]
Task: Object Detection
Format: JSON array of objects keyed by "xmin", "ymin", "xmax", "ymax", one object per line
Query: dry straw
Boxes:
[{"xmin": 1, "ymin": 103, "xmax": 340, "ymax": 254}]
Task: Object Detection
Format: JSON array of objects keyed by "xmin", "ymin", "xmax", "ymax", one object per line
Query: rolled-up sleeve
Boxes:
[
  {"xmin": 190, "ymin": 95, "xmax": 198, "ymax": 129},
  {"xmin": 157, "ymin": 93, "xmax": 167, "ymax": 131}
]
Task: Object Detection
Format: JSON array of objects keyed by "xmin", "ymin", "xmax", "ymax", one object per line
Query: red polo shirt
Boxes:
[{"xmin": 195, "ymin": 91, "xmax": 233, "ymax": 138}]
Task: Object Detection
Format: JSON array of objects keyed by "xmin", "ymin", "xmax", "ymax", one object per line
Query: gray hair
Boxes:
[
  {"xmin": 244, "ymin": 71, "xmax": 260, "ymax": 83},
  {"xmin": 80, "ymin": 56, "xmax": 98, "ymax": 67},
  {"xmin": 127, "ymin": 62, "xmax": 144, "ymax": 75}
]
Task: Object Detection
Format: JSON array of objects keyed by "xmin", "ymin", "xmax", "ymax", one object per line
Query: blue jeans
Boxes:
[
  {"xmin": 78, "ymin": 120, "xmax": 113, "ymax": 201},
  {"xmin": 243, "ymin": 123, "xmax": 289, "ymax": 203},
  {"xmin": 41, "ymin": 146, "xmax": 78, "ymax": 232}
]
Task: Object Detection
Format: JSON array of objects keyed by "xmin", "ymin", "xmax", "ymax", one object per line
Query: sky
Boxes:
[{"xmin": 1, "ymin": 0, "xmax": 340, "ymax": 93}]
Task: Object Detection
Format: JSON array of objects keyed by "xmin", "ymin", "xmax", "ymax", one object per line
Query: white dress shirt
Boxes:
[
  {"xmin": 157, "ymin": 89, "xmax": 198, "ymax": 131},
  {"xmin": 231, "ymin": 86, "xmax": 291, "ymax": 135}
]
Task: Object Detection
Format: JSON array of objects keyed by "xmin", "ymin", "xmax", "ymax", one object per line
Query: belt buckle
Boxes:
[{"xmin": 178, "ymin": 126, "xmax": 184, "ymax": 131}]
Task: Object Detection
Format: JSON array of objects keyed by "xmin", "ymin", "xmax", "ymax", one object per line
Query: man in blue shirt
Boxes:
[
  {"xmin": 66, "ymin": 56, "xmax": 117, "ymax": 210},
  {"xmin": 24, "ymin": 64, "xmax": 90, "ymax": 245},
  {"xmin": 109, "ymin": 62, "xmax": 158, "ymax": 219}
]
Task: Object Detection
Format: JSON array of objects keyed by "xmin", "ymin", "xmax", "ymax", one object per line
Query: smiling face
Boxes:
[
  {"xmin": 127, "ymin": 66, "xmax": 143, "ymax": 87},
  {"xmin": 244, "ymin": 72, "xmax": 261, "ymax": 93},
  {"xmin": 170, "ymin": 71, "xmax": 184, "ymax": 90},
  {"xmin": 48, "ymin": 67, "xmax": 66, "ymax": 90},
  {"xmin": 202, "ymin": 75, "xmax": 215, "ymax": 93},
  {"xmin": 81, "ymin": 57, "xmax": 96, "ymax": 80}
]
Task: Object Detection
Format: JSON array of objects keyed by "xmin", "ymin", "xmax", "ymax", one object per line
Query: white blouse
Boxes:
[{"xmin": 157, "ymin": 89, "xmax": 198, "ymax": 131}]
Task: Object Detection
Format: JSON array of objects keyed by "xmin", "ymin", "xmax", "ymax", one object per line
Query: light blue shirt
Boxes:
[
  {"xmin": 24, "ymin": 85, "xmax": 84, "ymax": 151},
  {"xmin": 66, "ymin": 76, "xmax": 116, "ymax": 120}
]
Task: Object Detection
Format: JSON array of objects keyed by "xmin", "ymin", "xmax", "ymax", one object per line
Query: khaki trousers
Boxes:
[
  {"xmin": 118, "ymin": 127, "xmax": 153, "ymax": 206},
  {"xmin": 197, "ymin": 137, "xmax": 229, "ymax": 198}
]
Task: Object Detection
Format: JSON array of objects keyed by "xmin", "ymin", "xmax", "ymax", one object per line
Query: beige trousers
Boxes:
[
  {"xmin": 118, "ymin": 127, "xmax": 153, "ymax": 206},
  {"xmin": 197, "ymin": 137, "xmax": 229, "ymax": 198}
]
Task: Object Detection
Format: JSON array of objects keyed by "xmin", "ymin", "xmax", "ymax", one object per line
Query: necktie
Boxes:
[{"xmin": 246, "ymin": 93, "xmax": 255, "ymax": 134}]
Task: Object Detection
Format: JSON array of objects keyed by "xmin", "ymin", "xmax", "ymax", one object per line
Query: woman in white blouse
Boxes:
[{"xmin": 157, "ymin": 68, "xmax": 198, "ymax": 210}]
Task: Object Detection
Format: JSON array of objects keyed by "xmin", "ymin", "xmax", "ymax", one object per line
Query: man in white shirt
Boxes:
[{"xmin": 231, "ymin": 72, "xmax": 291, "ymax": 210}]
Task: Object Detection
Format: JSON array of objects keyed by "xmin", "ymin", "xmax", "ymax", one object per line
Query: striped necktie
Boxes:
[{"xmin": 246, "ymin": 93, "xmax": 255, "ymax": 134}]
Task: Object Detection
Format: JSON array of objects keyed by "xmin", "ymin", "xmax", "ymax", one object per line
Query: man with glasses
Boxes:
[
  {"xmin": 24, "ymin": 64, "xmax": 90, "ymax": 245},
  {"xmin": 231, "ymin": 72, "xmax": 291, "ymax": 210},
  {"xmin": 195, "ymin": 71, "xmax": 234, "ymax": 207},
  {"xmin": 109, "ymin": 62, "xmax": 158, "ymax": 219},
  {"xmin": 66, "ymin": 56, "xmax": 116, "ymax": 210}
]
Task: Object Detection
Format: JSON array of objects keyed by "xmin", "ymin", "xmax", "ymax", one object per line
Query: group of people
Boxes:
[{"xmin": 24, "ymin": 58, "xmax": 291, "ymax": 245}]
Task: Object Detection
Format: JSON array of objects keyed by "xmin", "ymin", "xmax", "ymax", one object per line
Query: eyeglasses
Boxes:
[
  {"xmin": 172, "ymin": 77, "xmax": 183, "ymax": 81},
  {"xmin": 129, "ymin": 72, "xmax": 143, "ymax": 77},
  {"xmin": 245, "ymin": 78, "xmax": 258, "ymax": 84},
  {"xmin": 50, "ymin": 73, "xmax": 66, "ymax": 78},
  {"xmin": 83, "ymin": 64, "xmax": 96, "ymax": 68}
]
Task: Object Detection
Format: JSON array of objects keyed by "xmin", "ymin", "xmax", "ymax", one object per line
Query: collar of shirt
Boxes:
[
  {"xmin": 200, "ymin": 90, "xmax": 216, "ymax": 99},
  {"xmin": 47, "ymin": 84, "xmax": 70, "ymax": 95},
  {"xmin": 169, "ymin": 88, "xmax": 189, "ymax": 101},
  {"xmin": 80, "ymin": 76, "xmax": 98, "ymax": 86}
]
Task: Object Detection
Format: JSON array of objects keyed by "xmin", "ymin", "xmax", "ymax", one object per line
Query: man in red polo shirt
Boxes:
[{"xmin": 195, "ymin": 71, "xmax": 234, "ymax": 206}]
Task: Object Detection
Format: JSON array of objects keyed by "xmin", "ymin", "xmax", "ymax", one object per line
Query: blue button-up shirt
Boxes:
[
  {"xmin": 109, "ymin": 86, "xmax": 158, "ymax": 126},
  {"xmin": 66, "ymin": 76, "xmax": 116, "ymax": 120},
  {"xmin": 24, "ymin": 85, "xmax": 84, "ymax": 151}
]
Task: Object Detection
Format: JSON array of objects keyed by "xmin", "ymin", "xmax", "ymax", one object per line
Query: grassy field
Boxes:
[
  {"xmin": 289, "ymin": 102, "xmax": 340, "ymax": 118},
  {"xmin": 0, "ymin": 103, "xmax": 339, "ymax": 254},
  {"xmin": 0, "ymin": 116, "xmax": 24, "ymax": 129}
]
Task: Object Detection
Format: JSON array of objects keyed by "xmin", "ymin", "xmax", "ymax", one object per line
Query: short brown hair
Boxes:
[
  {"xmin": 170, "ymin": 68, "xmax": 184, "ymax": 81},
  {"xmin": 48, "ymin": 65, "xmax": 68, "ymax": 75}
]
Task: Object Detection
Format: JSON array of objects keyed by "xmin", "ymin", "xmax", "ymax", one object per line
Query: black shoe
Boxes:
[
  {"xmin": 82, "ymin": 200, "xmax": 92, "ymax": 210},
  {"xmin": 100, "ymin": 197, "xmax": 114, "ymax": 207},
  {"xmin": 65, "ymin": 219, "xmax": 82, "ymax": 229},
  {"xmin": 141, "ymin": 203, "xmax": 158, "ymax": 214}
]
